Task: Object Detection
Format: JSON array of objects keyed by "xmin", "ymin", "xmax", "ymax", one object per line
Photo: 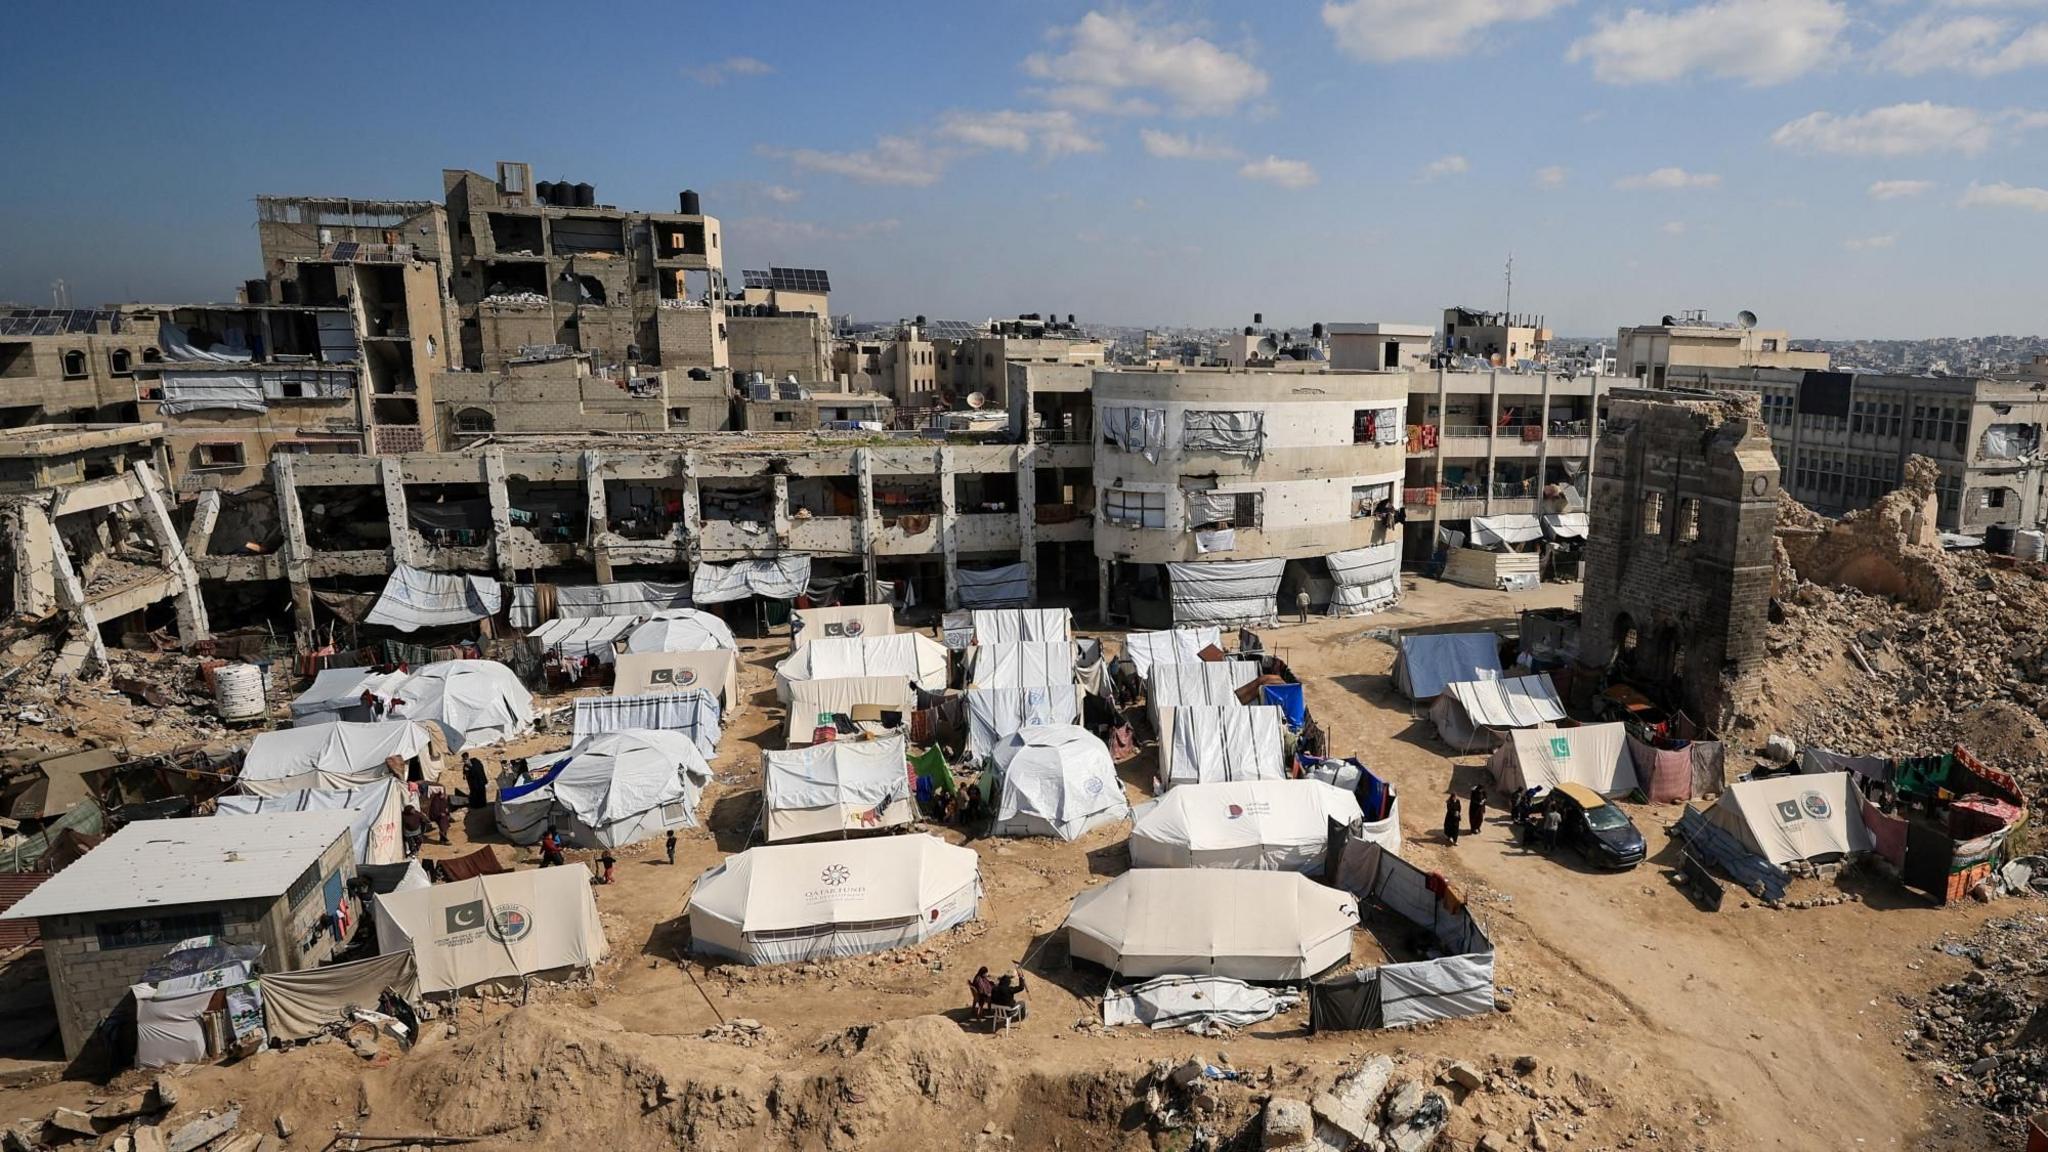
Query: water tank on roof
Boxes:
[
  {"xmin": 535, "ymin": 180, "xmax": 557, "ymax": 206},
  {"xmin": 679, "ymin": 189, "xmax": 701, "ymax": 215},
  {"xmin": 572, "ymin": 182, "xmax": 596, "ymax": 208}
]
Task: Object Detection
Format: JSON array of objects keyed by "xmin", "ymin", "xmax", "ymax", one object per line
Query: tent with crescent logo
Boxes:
[
  {"xmin": 685, "ymin": 834, "xmax": 980, "ymax": 965},
  {"xmin": 1702, "ymin": 771, "xmax": 1874, "ymax": 867},
  {"xmin": 372, "ymin": 866, "xmax": 607, "ymax": 994},
  {"xmin": 612, "ymin": 649, "xmax": 740, "ymax": 711}
]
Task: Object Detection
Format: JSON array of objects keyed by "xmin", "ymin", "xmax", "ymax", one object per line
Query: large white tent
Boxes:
[
  {"xmin": 570, "ymin": 688, "xmax": 722, "ymax": 756},
  {"xmin": 1064, "ymin": 870, "xmax": 1358, "ymax": 981},
  {"xmin": 785, "ymin": 676, "xmax": 916, "ymax": 747},
  {"xmin": 773, "ymin": 633, "xmax": 949, "ymax": 703},
  {"xmin": 613, "ymin": 648, "xmax": 740, "ymax": 711},
  {"xmin": 686, "ymin": 834, "xmax": 981, "ymax": 965},
  {"xmin": 625, "ymin": 608, "xmax": 738, "ymax": 654},
  {"xmin": 1123, "ymin": 627, "xmax": 1221, "ymax": 679},
  {"xmin": 526, "ymin": 614, "xmax": 637, "ymax": 664},
  {"xmin": 1431, "ymin": 675, "xmax": 1567, "ymax": 751},
  {"xmin": 1146, "ymin": 661, "xmax": 1257, "ymax": 727},
  {"xmin": 761, "ymin": 732, "xmax": 914, "ymax": 842},
  {"xmin": 374, "ymin": 867, "xmax": 608, "ymax": 994},
  {"xmin": 1166, "ymin": 558, "xmax": 1285, "ymax": 627},
  {"xmin": 494, "ymin": 730, "xmax": 712, "ymax": 849},
  {"xmin": 792, "ymin": 603, "xmax": 897, "ymax": 648},
  {"xmin": 1130, "ymin": 779, "xmax": 1363, "ymax": 872},
  {"xmin": 989, "ymin": 726, "xmax": 1131, "ymax": 840},
  {"xmin": 238, "ymin": 719, "xmax": 441, "ymax": 797},
  {"xmin": 971, "ymin": 608, "xmax": 1071, "ymax": 645},
  {"xmin": 1704, "ymin": 771, "xmax": 1874, "ymax": 867},
  {"xmin": 966, "ymin": 686, "xmax": 1082, "ymax": 760},
  {"xmin": 1487, "ymin": 722, "xmax": 1639, "ymax": 797},
  {"xmin": 215, "ymin": 777, "xmax": 407, "ymax": 865},
  {"xmin": 965, "ymin": 641, "xmax": 1075, "ymax": 689},
  {"xmin": 308, "ymin": 660, "xmax": 532, "ymax": 751},
  {"xmin": 1156, "ymin": 705, "xmax": 1285, "ymax": 792},
  {"xmin": 1391, "ymin": 633, "xmax": 1502, "ymax": 701},
  {"xmin": 1325, "ymin": 542, "xmax": 1402, "ymax": 616}
]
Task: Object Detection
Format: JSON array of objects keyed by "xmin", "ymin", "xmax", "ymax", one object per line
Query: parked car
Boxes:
[{"xmin": 1546, "ymin": 782, "xmax": 1646, "ymax": 869}]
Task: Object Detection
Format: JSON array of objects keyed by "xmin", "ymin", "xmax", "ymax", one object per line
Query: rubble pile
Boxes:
[
  {"xmin": 2, "ymin": 648, "xmax": 245, "ymax": 755},
  {"xmin": 1779, "ymin": 455, "xmax": 1956, "ymax": 611},
  {"xmin": 1900, "ymin": 915, "xmax": 2048, "ymax": 1139}
]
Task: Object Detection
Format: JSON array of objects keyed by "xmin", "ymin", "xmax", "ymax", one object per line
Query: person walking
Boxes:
[
  {"xmin": 463, "ymin": 755, "xmax": 490, "ymax": 805},
  {"xmin": 1466, "ymin": 784, "xmax": 1487, "ymax": 837},
  {"xmin": 664, "ymin": 828, "xmax": 678, "ymax": 865},
  {"xmin": 1442, "ymin": 794, "xmax": 1461, "ymax": 847},
  {"xmin": 1296, "ymin": 588, "xmax": 1311, "ymax": 624},
  {"xmin": 427, "ymin": 788, "xmax": 452, "ymax": 845}
]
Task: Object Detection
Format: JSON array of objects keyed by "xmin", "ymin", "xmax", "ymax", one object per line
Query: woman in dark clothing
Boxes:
[
  {"xmin": 1442, "ymin": 794, "xmax": 1461, "ymax": 846},
  {"xmin": 1467, "ymin": 784, "xmax": 1487, "ymax": 836}
]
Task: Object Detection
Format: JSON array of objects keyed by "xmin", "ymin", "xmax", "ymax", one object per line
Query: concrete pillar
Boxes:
[
  {"xmin": 379, "ymin": 456, "xmax": 416, "ymax": 567},
  {"xmin": 1096, "ymin": 558, "xmax": 1111, "ymax": 623},
  {"xmin": 483, "ymin": 449, "xmax": 514, "ymax": 582},
  {"xmin": 47, "ymin": 526, "xmax": 108, "ymax": 677},
  {"xmin": 582, "ymin": 450, "xmax": 612, "ymax": 583},
  {"xmin": 681, "ymin": 451, "xmax": 703, "ymax": 569},
  {"xmin": 273, "ymin": 456, "xmax": 315, "ymax": 638},
  {"xmin": 770, "ymin": 472, "xmax": 791, "ymax": 541},
  {"xmin": 7, "ymin": 503, "xmax": 59, "ymax": 618},
  {"xmin": 855, "ymin": 447, "xmax": 878, "ymax": 602},
  {"xmin": 1431, "ymin": 368, "xmax": 1448, "ymax": 542},
  {"xmin": 938, "ymin": 445, "xmax": 959, "ymax": 610},
  {"xmin": 1015, "ymin": 444, "xmax": 1038, "ymax": 600},
  {"xmin": 1536, "ymin": 370, "xmax": 1554, "ymax": 506},
  {"xmin": 1484, "ymin": 370, "xmax": 1501, "ymax": 515},
  {"xmin": 184, "ymin": 488, "xmax": 221, "ymax": 557},
  {"xmin": 131, "ymin": 461, "xmax": 210, "ymax": 644}
]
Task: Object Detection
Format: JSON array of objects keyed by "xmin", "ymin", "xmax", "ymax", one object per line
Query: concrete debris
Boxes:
[
  {"xmin": 165, "ymin": 1109, "xmax": 239, "ymax": 1152},
  {"xmin": 1903, "ymin": 916, "xmax": 2048, "ymax": 1139},
  {"xmin": 45, "ymin": 1108, "xmax": 95, "ymax": 1138}
]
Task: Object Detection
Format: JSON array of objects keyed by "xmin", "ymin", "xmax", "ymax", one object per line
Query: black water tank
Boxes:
[
  {"xmin": 1253, "ymin": 312, "xmax": 1263, "ymax": 325},
  {"xmin": 572, "ymin": 182, "xmax": 595, "ymax": 208},
  {"xmin": 1988, "ymin": 524, "xmax": 2017, "ymax": 555},
  {"xmin": 1311, "ymin": 321, "xmax": 1325, "ymax": 340},
  {"xmin": 679, "ymin": 189, "xmax": 701, "ymax": 215},
  {"xmin": 535, "ymin": 180, "xmax": 556, "ymax": 206}
]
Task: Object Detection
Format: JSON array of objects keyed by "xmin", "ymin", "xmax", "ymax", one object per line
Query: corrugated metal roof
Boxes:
[{"xmin": 0, "ymin": 810, "xmax": 356, "ymax": 921}]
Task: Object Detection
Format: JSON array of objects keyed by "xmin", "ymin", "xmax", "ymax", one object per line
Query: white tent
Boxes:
[
  {"xmin": 966, "ymin": 641, "xmax": 1075, "ymax": 689},
  {"xmin": 1146, "ymin": 661, "xmax": 1256, "ymax": 727},
  {"xmin": 570, "ymin": 689, "xmax": 722, "ymax": 756},
  {"xmin": 1064, "ymin": 870, "xmax": 1358, "ymax": 981},
  {"xmin": 1391, "ymin": 632, "xmax": 1502, "ymax": 700},
  {"xmin": 1156, "ymin": 705, "xmax": 1285, "ymax": 792},
  {"xmin": 1166, "ymin": 557, "xmax": 1285, "ymax": 627},
  {"xmin": 374, "ymin": 867, "xmax": 608, "ymax": 994},
  {"xmin": 1431, "ymin": 675, "xmax": 1567, "ymax": 751},
  {"xmin": 1704, "ymin": 771, "xmax": 1874, "ymax": 867},
  {"xmin": 792, "ymin": 603, "xmax": 897, "ymax": 647},
  {"xmin": 290, "ymin": 667, "xmax": 388, "ymax": 725},
  {"xmin": 773, "ymin": 633, "xmax": 949, "ymax": 703},
  {"xmin": 761, "ymin": 732, "xmax": 914, "ymax": 842},
  {"xmin": 1488, "ymin": 722, "xmax": 1639, "ymax": 797},
  {"xmin": 1130, "ymin": 780, "xmax": 1363, "ymax": 872},
  {"xmin": 363, "ymin": 563, "xmax": 502, "ymax": 632},
  {"xmin": 215, "ymin": 777, "xmax": 407, "ymax": 865},
  {"xmin": 1467, "ymin": 514, "xmax": 1543, "ymax": 549},
  {"xmin": 613, "ymin": 649, "xmax": 740, "ymax": 711},
  {"xmin": 625, "ymin": 608, "xmax": 738, "ymax": 654},
  {"xmin": 966, "ymin": 686, "xmax": 1082, "ymax": 760},
  {"xmin": 785, "ymin": 676, "xmax": 916, "ymax": 746},
  {"xmin": 1326, "ymin": 542, "xmax": 1402, "ymax": 616},
  {"xmin": 686, "ymin": 834, "xmax": 981, "ymax": 965},
  {"xmin": 527, "ymin": 614, "xmax": 637, "ymax": 663},
  {"xmin": 371, "ymin": 661, "xmax": 534, "ymax": 751},
  {"xmin": 238, "ymin": 720, "xmax": 440, "ymax": 797},
  {"xmin": 494, "ymin": 730, "xmax": 711, "ymax": 849},
  {"xmin": 989, "ymin": 726, "xmax": 1131, "ymax": 840},
  {"xmin": 1123, "ymin": 627, "xmax": 1221, "ymax": 679},
  {"xmin": 971, "ymin": 608, "xmax": 1071, "ymax": 645}
]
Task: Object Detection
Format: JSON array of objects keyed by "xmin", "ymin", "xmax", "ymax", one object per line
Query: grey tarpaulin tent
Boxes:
[
  {"xmin": 955, "ymin": 563, "xmax": 1031, "ymax": 608},
  {"xmin": 363, "ymin": 564, "xmax": 503, "ymax": 631},
  {"xmin": 1391, "ymin": 632, "xmax": 1502, "ymax": 700},
  {"xmin": 1166, "ymin": 558, "xmax": 1285, "ymax": 627},
  {"xmin": 1326, "ymin": 542, "xmax": 1402, "ymax": 616}
]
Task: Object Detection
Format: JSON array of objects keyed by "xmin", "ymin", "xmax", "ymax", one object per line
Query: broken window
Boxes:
[
  {"xmin": 453, "ymin": 407, "xmax": 495, "ymax": 434},
  {"xmin": 62, "ymin": 349, "xmax": 87, "ymax": 379},
  {"xmin": 1104, "ymin": 488, "xmax": 1167, "ymax": 529},
  {"xmin": 1676, "ymin": 498, "xmax": 1699, "ymax": 543},
  {"xmin": 1980, "ymin": 423, "xmax": 2039, "ymax": 461},
  {"xmin": 1351, "ymin": 481, "xmax": 1394, "ymax": 519},
  {"xmin": 109, "ymin": 348, "xmax": 132, "ymax": 376},
  {"xmin": 1640, "ymin": 491, "xmax": 1664, "ymax": 538},
  {"xmin": 196, "ymin": 441, "xmax": 246, "ymax": 469}
]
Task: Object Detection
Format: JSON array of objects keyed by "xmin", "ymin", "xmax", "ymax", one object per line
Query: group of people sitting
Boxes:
[
  {"xmin": 916, "ymin": 774, "xmax": 987, "ymax": 826},
  {"xmin": 968, "ymin": 966, "xmax": 1028, "ymax": 1025}
]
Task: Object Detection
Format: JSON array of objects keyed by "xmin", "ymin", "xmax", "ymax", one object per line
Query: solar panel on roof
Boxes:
[
  {"xmin": 31, "ymin": 318, "xmax": 60, "ymax": 336},
  {"xmin": 740, "ymin": 269, "xmax": 772, "ymax": 290},
  {"xmin": 64, "ymin": 309, "xmax": 95, "ymax": 333},
  {"xmin": 330, "ymin": 241, "xmax": 360, "ymax": 261},
  {"xmin": 767, "ymin": 267, "xmax": 830, "ymax": 294}
]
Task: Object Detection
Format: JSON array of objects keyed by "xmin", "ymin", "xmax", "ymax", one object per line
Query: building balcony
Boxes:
[
  {"xmin": 785, "ymin": 515, "xmax": 859, "ymax": 554},
  {"xmin": 1438, "ymin": 425, "xmax": 1492, "ymax": 455},
  {"xmin": 696, "ymin": 519, "xmax": 783, "ymax": 556},
  {"xmin": 955, "ymin": 511, "xmax": 1021, "ymax": 553}
]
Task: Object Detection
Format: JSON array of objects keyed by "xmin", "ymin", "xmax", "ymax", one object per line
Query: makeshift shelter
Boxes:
[
  {"xmin": 988, "ymin": 726, "xmax": 1131, "ymax": 840},
  {"xmin": 965, "ymin": 641, "xmax": 1075, "ymax": 689},
  {"xmin": 373, "ymin": 867, "xmax": 607, "ymax": 995},
  {"xmin": 686, "ymin": 834, "xmax": 981, "ymax": 965},
  {"xmin": 291, "ymin": 667, "xmax": 389, "ymax": 725},
  {"xmin": 131, "ymin": 937, "xmax": 267, "ymax": 1067},
  {"xmin": 1443, "ymin": 546, "xmax": 1540, "ymax": 592},
  {"xmin": 335, "ymin": 661, "xmax": 533, "ymax": 752},
  {"xmin": 1101, "ymin": 975, "xmax": 1300, "ymax": 1029},
  {"xmin": 1430, "ymin": 675, "xmax": 1566, "ymax": 751},
  {"xmin": 363, "ymin": 563, "xmax": 502, "ymax": 632},
  {"xmin": 494, "ymin": 730, "xmax": 711, "ymax": 849},
  {"xmin": 238, "ymin": 720, "xmax": 441, "ymax": 797},
  {"xmin": 1130, "ymin": 779, "xmax": 1363, "ymax": 872},
  {"xmin": 1391, "ymin": 632, "xmax": 1502, "ymax": 701},
  {"xmin": 1260, "ymin": 682, "xmax": 1306, "ymax": 728},
  {"xmin": 526, "ymin": 614, "xmax": 636, "ymax": 663},
  {"xmin": 357, "ymin": 859, "xmax": 431, "ymax": 896},
  {"xmin": 434, "ymin": 845, "xmax": 507, "ymax": 881},
  {"xmin": 760, "ymin": 733, "xmax": 914, "ymax": 842},
  {"xmin": 1123, "ymin": 627, "xmax": 1222, "ymax": 679},
  {"xmin": 1317, "ymin": 841, "xmax": 1496, "ymax": 1030},
  {"xmin": 792, "ymin": 603, "xmax": 897, "ymax": 647},
  {"xmin": 1146, "ymin": 661, "xmax": 1257, "ymax": 728},
  {"xmin": 625, "ymin": 608, "xmax": 738, "ymax": 654},
  {"xmin": 955, "ymin": 563, "xmax": 1031, "ymax": 608},
  {"xmin": 785, "ymin": 676, "xmax": 916, "ymax": 747},
  {"xmin": 612, "ymin": 649, "xmax": 740, "ymax": 712},
  {"xmin": 260, "ymin": 951, "xmax": 418, "ymax": 1042},
  {"xmin": 1166, "ymin": 557, "xmax": 1285, "ymax": 627},
  {"xmin": 773, "ymin": 633, "xmax": 949, "ymax": 703},
  {"xmin": 1807, "ymin": 745, "xmax": 2027, "ymax": 903},
  {"xmin": 691, "ymin": 556, "xmax": 811, "ymax": 604},
  {"xmin": 215, "ymin": 778, "xmax": 407, "ymax": 865},
  {"xmin": 570, "ymin": 689, "xmax": 721, "ymax": 756},
  {"xmin": 971, "ymin": 608, "xmax": 1072, "ymax": 645},
  {"xmin": 1155, "ymin": 705, "xmax": 1285, "ymax": 792},
  {"xmin": 506, "ymin": 580, "xmax": 691, "ymax": 629},
  {"xmin": 1064, "ymin": 870, "xmax": 1358, "ymax": 981},
  {"xmin": 966, "ymin": 686, "xmax": 1082, "ymax": 759},
  {"xmin": 1325, "ymin": 542, "xmax": 1402, "ymax": 616},
  {"xmin": 1703, "ymin": 771, "xmax": 1874, "ymax": 868},
  {"xmin": 1487, "ymin": 723, "xmax": 1638, "ymax": 797}
]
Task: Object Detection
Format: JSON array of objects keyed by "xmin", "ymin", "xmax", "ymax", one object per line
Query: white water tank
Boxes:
[
  {"xmin": 215, "ymin": 664, "xmax": 267, "ymax": 723},
  {"xmin": 2016, "ymin": 530, "xmax": 2045, "ymax": 562}
]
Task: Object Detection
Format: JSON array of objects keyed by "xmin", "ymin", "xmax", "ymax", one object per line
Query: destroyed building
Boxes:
[{"xmin": 1577, "ymin": 389, "xmax": 1779, "ymax": 727}]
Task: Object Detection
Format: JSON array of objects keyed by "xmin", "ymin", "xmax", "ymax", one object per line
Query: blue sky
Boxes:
[{"xmin": 2, "ymin": 1, "xmax": 2046, "ymax": 338}]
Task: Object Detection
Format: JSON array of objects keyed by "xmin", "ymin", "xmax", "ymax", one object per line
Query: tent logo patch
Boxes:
[
  {"xmin": 1800, "ymin": 791, "xmax": 1831, "ymax": 820},
  {"xmin": 445, "ymin": 900, "xmax": 488, "ymax": 934},
  {"xmin": 676, "ymin": 669, "xmax": 698, "ymax": 686},
  {"xmin": 1548, "ymin": 736, "xmax": 1571, "ymax": 758},
  {"xmin": 1083, "ymin": 776, "xmax": 1105, "ymax": 796},
  {"xmin": 1228, "ymin": 804, "xmax": 1246, "ymax": 819},
  {"xmin": 487, "ymin": 903, "xmax": 533, "ymax": 944},
  {"xmin": 842, "ymin": 621, "xmax": 866, "ymax": 637},
  {"xmin": 820, "ymin": 864, "xmax": 852, "ymax": 887}
]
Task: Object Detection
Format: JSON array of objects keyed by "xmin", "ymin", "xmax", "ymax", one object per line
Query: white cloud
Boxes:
[
  {"xmin": 1534, "ymin": 165, "xmax": 1568, "ymax": 188},
  {"xmin": 1026, "ymin": 10, "xmax": 1268, "ymax": 117},
  {"xmin": 730, "ymin": 216, "xmax": 901, "ymax": 246},
  {"xmin": 685, "ymin": 55, "xmax": 773, "ymax": 85},
  {"xmin": 1614, "ymin": 166, "xmax": 1721, "ymax": 190},
  {"xmin": 1843, "ymin": 233, "xmax": 1897, "ymax": 250},
  {"xmin": 762, "ymin": 184, "xmax": 802, "ymax": 204},
  {"xmin": 1771, "ymin": 102, "xmax": 1996, "ymax": 156},
  {"xmin": 1239, "ymin": 155, "xmax": 1319, "ymax": 189},
  {"xmin": 1322, "ymin": 0, "xmax": 1572, "ymax": 62},
  {"xmin": 2011, "ymin": 108, "xmax": 2048, "ymax": 130},
  {"xmin": 760, "ymin": 136, "xmax": 947, "ymax": 187},
  {"xmin": 937, "ymin": 109, "xmax": 1103, "ymax": 157},
  {"xmin": 1868, "ymin": 179, "xmax": 1935, "ymax": 200},
  {"xmin": 1660, "ymin": 220, "xmax": 1688, "ymax": 235},
  {"xmin": 1419, "ymin": 154, "xmax": 1471, "ymax": 180},
  {"xmin": 1132, "ymin": 197, "xmax": 1150, "ymax": 211},
  {"xmin": 1874, "ymin": 12, "xmax": 2048, "ymax": 75},
  {"xmin": 1961, "ymin": 181, "xmax": 2048, "ymax": 211},
  {"xmin": 1140, "ymin": 129, "xmax": 1240, "ymax": 161},
  {"xmin": 1568, "ymin": 0, "xmax": 1847, "ymax": 86}
]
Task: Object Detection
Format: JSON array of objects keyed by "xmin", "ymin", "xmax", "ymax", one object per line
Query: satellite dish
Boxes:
[
  {"xmin": 1255, "ymin": 336, "xmax": 1279, "ymax": 358},
  {"xmin": 966, "ymin": 391, "xmax": 987, "ymax": 410},
  {"xmin": 1737, "ymin": 310, "xmax": 1759, "ymax": 329}
]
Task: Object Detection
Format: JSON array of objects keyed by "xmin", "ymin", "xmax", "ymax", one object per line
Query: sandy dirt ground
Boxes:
[{"xmin": 0, "ymin": 575, "xmax": 2011, "ymax": 1151}]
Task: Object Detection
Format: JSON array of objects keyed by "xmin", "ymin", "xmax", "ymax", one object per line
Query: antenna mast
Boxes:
[{"xmin": 1503, "ymin": 254, "xmax": 1513, "ymax": 317}]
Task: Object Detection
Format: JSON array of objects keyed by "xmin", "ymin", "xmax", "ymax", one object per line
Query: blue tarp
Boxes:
[
  {"xmin": 498, "ymin": 756, "xmax": 571, "ymax": 803},
  {"xmin": 1261, "ymin": 683, "xmax": 1306, "ymax": 728}
]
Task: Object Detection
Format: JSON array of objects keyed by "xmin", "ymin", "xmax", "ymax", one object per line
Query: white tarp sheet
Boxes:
[
  {"xmin": 793, "ymin": 604, "xmax": 896, "ymax": 647},
  {"xmin": 775, "ymin": 633, "xmax": 949, "ymax": 702},
  {"xmin": 1704, "ymin": 771, "xmax": 1874, "ymax": 866},
  {"xmin": 1184, "ymin": 488, "xmax": 1238, "ymax": 527},
  {"xmin": 955, "ymin": 563, "xmax": 1030, "ymax": 608},
  {"xmin": 506, "ymin": 581, "xmax": 693, "ymax": 629},
  {"xmin": 1431, "ymin": 675, "xmax": 1567, "ymax": 751},
  {"xmin": 971, "ymin": 608, "xmax": 1071, "ymax": 645},
  {"xmin": 1392, "ymin": 632, "xmax": 1502, "ymax": 700},
  {"xmin": 989, "ymin": 725, "xmax": 1129, "ymax": 840},
  {"xmin": 1167, "ymin": 558, "xmax": 1285, "ymax": 627},
  {"xmin": 967, "ymin": 641, "xmax": 1075, "ymax": 689},
  {"xmin": 1378, "ymin": 953, "xmax": 1497, "ymax": 1028},
  {"xmin": 691, "ymin": 556, "xmax": 810, "ymax": 604},
  {"xmin": 1326, "ymin": 542, "xmax": 1402, "ymax": 616},
  {"xmin": 374, "ymin": 867, "xmax": 608, "ymax": 994},
  {"xmin": 761, "ymin": 733, "xmax": 914, "ymax": 841},
  {"xmin": 625, "ymin": 608, "xmax": 737, "ymax": 654},
  {"xmin": 571, "ymin": 689, "xmax": 721, "ymax": 756},
  {"xmin": 613, "ymin": 649, "xmax": 740, "ymax": 711},
  {"xmin": 1064, "ymin": 870, "xmax": 1358, "ymax": 981},
  {"xmin": 1180, "ymin": 409, "xmax": 1265, "ymax": 460},
  {"xmin": 1158, "ymin": 705, "xmax": 1285, "ymax": 791},
  {"xmin": 363, "ymin": 564, "xmax": 503, "ymax": 632},
  {"xmin": 1489, "ymin": 722, "xmax": 1638, "ymax": 797},
  {"xmin": 967, "ymin": 686, "xmax": 1082, "ymax": 759},
  {"xmin": 1101, "ymin": 974, "xmax": 1299, "ymax": 1029},
  {"xmin": 1147, "ymin": 661, "xmax": 1257, "ymax": 720},
  {"xmin": 786, "ymin": 675, "xmax": 917, "ymax": 745},
  {"xmin": 1123, "ymin": 627, "xmax": 1221, "ymax": 678},
  {"xmin": 686, "ymin": 834, "xmax": 980, "ymax": 964},
  {"xmin": 215, "ymin": 777, "xmax": 406, "ymax": 865},
  {"xmin": 291, "ymin": 667, "xmax": 386, "ymax": 724},
  {"xmin": 157, "ymin": 369, "xmax": 266, "ymax": 415},
  {"xmin": 373, "ymin": 661, "xmax": 533, "ymax": 751},
  {"xmin": 1543, "ymin": 512, "xmax": 1588, "ymax": 540},
  {"xmin": 1468, "ymin": 514, "xmax": 1543, "ymax": 548},
  {"xmin": 1100, "ymin": 405, "xmax": 1166, "ymax": 462},
  {"xmin": 495, "ymin": 730, "xmax": 711, "ymax": 848},
  {"xmin": 1130, "ymin": 779, "xmax": 1363, "ymax": 872},
  {"xmin": 238, "ymin": 720, "xmax": 436, "ymax": 796},
  {"xmin": 527, "ymin": 614, "xmax": 636, "ymax": 663}
]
